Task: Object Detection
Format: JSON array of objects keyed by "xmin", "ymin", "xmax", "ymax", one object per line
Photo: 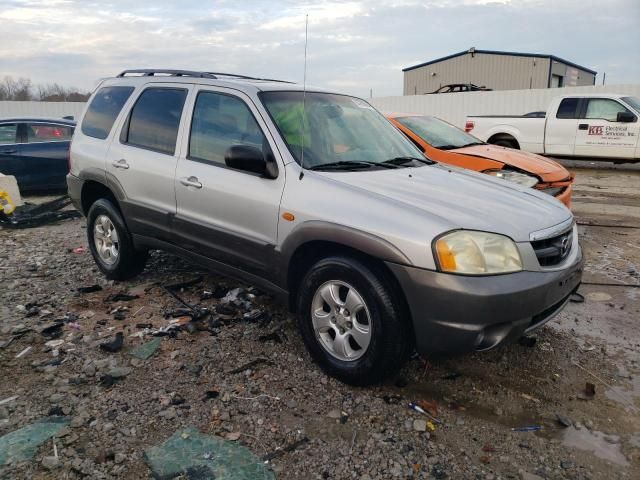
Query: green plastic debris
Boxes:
[
  {"xmin": 130, "ymin": 337, "xmax": 162, "ymax": 360},
  {"xmin": 144, "ymin": 427, "xmax": 275, "ymax": 480},
  {"xmin": 0, "ymin": 416, "xmax": 69, "ymax": 466}
]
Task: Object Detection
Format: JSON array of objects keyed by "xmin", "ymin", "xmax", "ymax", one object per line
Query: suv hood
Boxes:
[
  {"xmin": 452, "ymin": 144, "xmax": 571, "ymax": 182},
  {"xmin": 318, "ymin": 164, "xmax": 571, "ymax": 242}
]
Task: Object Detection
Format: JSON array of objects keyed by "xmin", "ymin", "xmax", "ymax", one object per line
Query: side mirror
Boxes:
[
  {"xmin": 617, "ymin": 111, "xmax": 636, "ymax": 123},
  {"xmin": 224, "ymin": 145, "xmax": 277, "ymax": 178}
]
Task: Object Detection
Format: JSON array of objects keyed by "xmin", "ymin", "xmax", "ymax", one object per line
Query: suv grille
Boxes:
[{"xmin": 531, "ymin": 230, "xmax": 573, "ymax": 266}]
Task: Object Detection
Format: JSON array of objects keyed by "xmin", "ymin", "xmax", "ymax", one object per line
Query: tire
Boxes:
[
  {"xmin": 297, "ymin": 256, "xmax": 411, "ymax": 385},
  {"xmin": 494, "ymin": 138, "xmax": 518, "ymax": 149},
  {"xmin": 86, "ymin": 198, "xmax": 148, "ymax": 280}
]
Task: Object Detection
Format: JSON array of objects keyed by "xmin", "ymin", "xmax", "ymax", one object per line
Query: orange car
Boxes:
[{"xmin": 387, "ymin": 114, "xmax": 573, "ymax": 208}]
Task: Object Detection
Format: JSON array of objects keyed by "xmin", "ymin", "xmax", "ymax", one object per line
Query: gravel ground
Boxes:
[{"xmin": 0, "ymin": 168, "xmax": 638, "ymax": 480}]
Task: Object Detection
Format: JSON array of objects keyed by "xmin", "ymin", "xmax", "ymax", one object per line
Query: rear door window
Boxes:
[
  {"xmin": 0, "ymin": 124, "xmax": 17, "ymax": 144},
  {"xmin": 188, "ymin": 91, "xmax": 266, "ymax": 165},
  {"xmin": 556, "ymin": 98, "xmax": 580, "ymax": 119},
  {"xmin": 123, "ymin": 88, "xmax": 187, "ymax": 155},
  {"xmin": 26, "ymin": 123, "xmax": 73, "ymax": 142},
  {"xmin": 81, "ymin": 86, "xmax": 135, "ymax": 139}
]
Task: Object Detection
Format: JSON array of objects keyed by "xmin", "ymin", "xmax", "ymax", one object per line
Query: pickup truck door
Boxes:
[
  {"xmin": 574, "ymin": 98, "xmax": 639, "ymax": 159},
  {"xmin": 544, "ymin": 97, "xmax": 579, "ymax": 156},
  {"xmin": 173, "ymin": 87, "xmax": 285, "ymax": 279}
]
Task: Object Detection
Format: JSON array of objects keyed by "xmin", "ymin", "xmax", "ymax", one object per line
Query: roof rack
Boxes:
[
  {"xmin": 206, "ymin": 72, "xmax": 295, "ymax": 84},
  {"xmin": 116, "ymin": 69, "xmax": 294, "ymax": 84},
  {"xmin": 117, "ymin": 69, "xmax": 218, "ymax": 79}
]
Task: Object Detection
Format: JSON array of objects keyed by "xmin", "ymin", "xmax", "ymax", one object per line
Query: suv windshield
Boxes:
[
  {"xmin": 260, "ymin": 91, "xmax": 425, "ymax": 170},
  {"xmin": 395, "ymin": 115, "xmax": 484, "ymax": 150}
]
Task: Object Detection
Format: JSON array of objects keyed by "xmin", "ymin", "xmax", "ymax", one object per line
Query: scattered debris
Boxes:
[
  {"xmin": 143, "ymin": 427, "xmax": 275, "ymax": 480},
  {"xmin": 0, "ymin": 417, "xmax": 69, "ymax": 466},
  {"xmin": 130, "ymin": 337, "xmax": 162, "ymax": 360},
  {"xmin": 0, "ymin": 196, "xmax": 81, "ymax": 229},
  {"xmin": 15, "ymin": 346, "xmax": 32, "ymax": 359},
  {"xmin": 511, "ymin": 425, "xmax": 542, "ymax": 432},
  {"xmin": 408, "ymin": 402, "xmax": 441, "ymax": 424},
  {"xmin": 40, "ymin": 322, "xmax": 64, "ymax": 339},
  {"xmin": 105, "ymin": 293, "xmax": 140, "ymax": 302},
  {"xmin": 585, "ymin": 382, "xmax": 596, "ymax": 398},
  {"xmin": 99, "ymin": 332, "xmax": 124, "ymax": 353},
  {"xmin": 226, "ymin": 358, "xmax": 272, "ymax": 375},
  {"xmin": 70, "ymin": 246, "xmax": 86, "ymax": 254},
  {"xmin": 202, "ymin": 390, "xmax": 220, "ymax": 401},
  {"xmin": 258, "ymin": 330, "xmax": 284, "ymax": 343},
  {"xmin": 569, "ymin": 292, "xmax": 585, "ymax": 303},
  {"xmin": 262, "ymin": 437, "xmax": 310, "ymax": 462},
  {"xmin": 0, "ymin": 396, "xmax": 18, "ymax": 406},
  {"xmin": 77, "ymin": 285, "xmax": 103, "ymax": 294},
  {"xmin": 556, "ymin": 414, "xmax": 572, "ymax": 428}
]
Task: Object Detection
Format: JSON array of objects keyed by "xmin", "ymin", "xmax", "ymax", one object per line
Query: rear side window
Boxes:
[
  {"xmin": 0, "ymin": 124, "xmax": 17, "ymax": 145},
  {"xmin": 189, "ymin": 91, "xmax": 266, "ymax": 165},
  {"xmin": 81, "ymin": 86, "xmax": 134, "ymax": 139},
  {"xmin": 556, "ymin": 98, "xmax": 580, "ymax": 119},
  {"xmin": 123, "ymin": 88, "xmax": 187, "ymax": 155},
  {"xmin": 27, "ymin": 123, "xmax": 73, "ymax": 142}
]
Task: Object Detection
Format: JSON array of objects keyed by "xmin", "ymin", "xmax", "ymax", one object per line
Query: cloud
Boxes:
[{"xmin": 0, "ymin": 0, "xmax": 638, "ymax": 97}]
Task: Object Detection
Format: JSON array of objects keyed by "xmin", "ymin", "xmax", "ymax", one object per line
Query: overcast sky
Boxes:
[{"xmin": 1, "ymin": 0, "xmax": 638, "ymax": 97}]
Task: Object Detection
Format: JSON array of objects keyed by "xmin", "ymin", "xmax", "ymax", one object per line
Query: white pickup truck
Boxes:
[{"xmin": 465, "ymin": 94, "xmax": 640, "ymax": 162}]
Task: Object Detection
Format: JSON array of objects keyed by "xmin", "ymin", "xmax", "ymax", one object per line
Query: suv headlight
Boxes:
[
  {"xmin": 434, "ymin": 230, "xmax": 522, "ymax": 275},
  {"xmin": 485, "ymin": 169, "xmax": 538, "ymax": 188}
]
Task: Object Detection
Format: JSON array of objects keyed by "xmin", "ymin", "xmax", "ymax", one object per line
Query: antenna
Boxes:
[{"xmin": 299, "ymin": 14, "xmax": 309, "ymax": 180}]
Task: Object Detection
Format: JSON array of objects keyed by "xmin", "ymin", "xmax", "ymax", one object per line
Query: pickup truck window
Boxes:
[
  {"xmin": 585, "ymin": 99, "xmax": 631, "ymax": 122},
  {"xmin": 622, "ymin": 96, "xmax": 640, "ymax": 112},
  {"xmin": 396, "ymin": 115, "xmax": 483, "ymax": 150},
  {"xmin": 261, "ymin": 91, "xmax": 420, "ymax": 169},
  {"xmin": 556, "ymin": 98, "xmax": 580, "ymax": 119}
]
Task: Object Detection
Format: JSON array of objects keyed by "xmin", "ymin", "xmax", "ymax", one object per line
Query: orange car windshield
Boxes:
[{"xmin": 396, "ymin": 116, "xmax": 484, "ymax": 150}]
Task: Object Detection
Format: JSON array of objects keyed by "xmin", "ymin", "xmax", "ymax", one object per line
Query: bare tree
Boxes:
[{"xmin": 0, "ymin": 76, "xmax": 89, "ymax": 102}]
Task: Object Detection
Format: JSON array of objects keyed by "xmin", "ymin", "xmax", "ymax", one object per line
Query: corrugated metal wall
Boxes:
[
  {"xmin": 403, "ymin": 52, "xmax": 595, "ymax": 94},
  {"xmin": 372, "ymin": 84, "xmax": 640, "ymax": 128},
  {"xmin": 0, "ymin": 101, "xmax": 86, "ymax": 120}
]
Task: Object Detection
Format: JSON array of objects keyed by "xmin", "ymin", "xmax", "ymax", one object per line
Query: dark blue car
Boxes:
[{"xmin": 0, "ymin": 118, "xmax": 75, "ymax": 191}]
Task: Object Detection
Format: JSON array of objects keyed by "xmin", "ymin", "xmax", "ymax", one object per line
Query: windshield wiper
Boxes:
[
  {"xmin": 309, "ymin": 160, "xmax": 400, "ymax": 171},
  {"xmin": 434, "ymin": 144, "xmax": 460, "ymax": 150},
  {"xmin": 458, "ymin": 142, "xmax": 485, "ymax": 148},
  {"xmin": 383, "ymin": 156, "xmax": 435, "ymax": 166}
]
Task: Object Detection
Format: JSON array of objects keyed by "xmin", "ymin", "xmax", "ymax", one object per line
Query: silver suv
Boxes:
[{"xmin": 68, "ymin": 69, "xmax": 583, "ymax": 385}]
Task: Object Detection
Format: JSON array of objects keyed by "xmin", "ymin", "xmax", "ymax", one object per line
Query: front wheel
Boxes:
[
  {"xmin": 87, "ymin": 198, "xmax": 147, "ymax": 280},
  {"xmin": 297, "ymin": 256, "xmax": 411, "ymax": 385}
]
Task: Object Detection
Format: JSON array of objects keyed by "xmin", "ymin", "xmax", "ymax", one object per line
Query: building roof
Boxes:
[{"xmin": 402, "ymin": 49, "xmax": 597, "ymax": 75}]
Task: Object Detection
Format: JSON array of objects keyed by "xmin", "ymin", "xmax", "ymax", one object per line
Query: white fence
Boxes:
[
  {"xmin": 2, "ymin": 84, "xmax": 640, "ymax": 129},
  {"xmin": 0, "ymin": 101, "xmax": 86, "ymax": 120},
  {"xmin": 370, "ymin": 84, "xmax": 640, "ymax": 128}
]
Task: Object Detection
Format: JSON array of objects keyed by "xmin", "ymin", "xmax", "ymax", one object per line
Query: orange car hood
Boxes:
[{"xmin": 452, "ymin": 144, "xmax": 570, "ymax": 182}]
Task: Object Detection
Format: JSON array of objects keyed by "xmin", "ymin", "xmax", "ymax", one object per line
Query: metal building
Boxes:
[{"xmin": 403, "ymin": 48, "xmax": 597, "ymax": 95}]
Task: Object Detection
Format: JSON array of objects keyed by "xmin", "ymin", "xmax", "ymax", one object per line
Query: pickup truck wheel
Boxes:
[
  {"xmin": 297, "ymin": 256, "xmax": 410, "ymax": 385},
  {"xmin": 87, "ymin": 198, "xmax": 147, "ymax": 280},
  {"xmin": 494, "ymin": 139, "xmax": 518, "ymax": 149}
]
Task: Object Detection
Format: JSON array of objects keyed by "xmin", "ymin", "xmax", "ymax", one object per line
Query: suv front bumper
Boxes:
[{"xmin": 386, "ymin": 248, "xmax": 583, "ymax": 354}]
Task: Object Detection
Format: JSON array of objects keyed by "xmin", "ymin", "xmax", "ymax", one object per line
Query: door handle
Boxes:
[
  {"xmin": 180, "ymin": 176, "xmax": 202, "ymax": 189},
  {"xmin": 112, "ymin": 159, "xmax": 130, "ymax": 169},
  {"xmin": 578, "ymin": 124, "xmax": 589, "ymax": 130},
  {"xmin": 0, "ymin": 148, "xmax": 17, "ymax": 154}
]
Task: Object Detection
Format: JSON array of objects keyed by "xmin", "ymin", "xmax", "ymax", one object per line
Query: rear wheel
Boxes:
[
  {"xmin": 494, "ymin": 138, "xmax": 518, "ymax": 149},
  {"xmin": 87, "ymin": 198, "xmax": 147, "ymax": 280},
  {"xmin": 297, "ymin": 256, "xmax": 411, "ymax": 385}
]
